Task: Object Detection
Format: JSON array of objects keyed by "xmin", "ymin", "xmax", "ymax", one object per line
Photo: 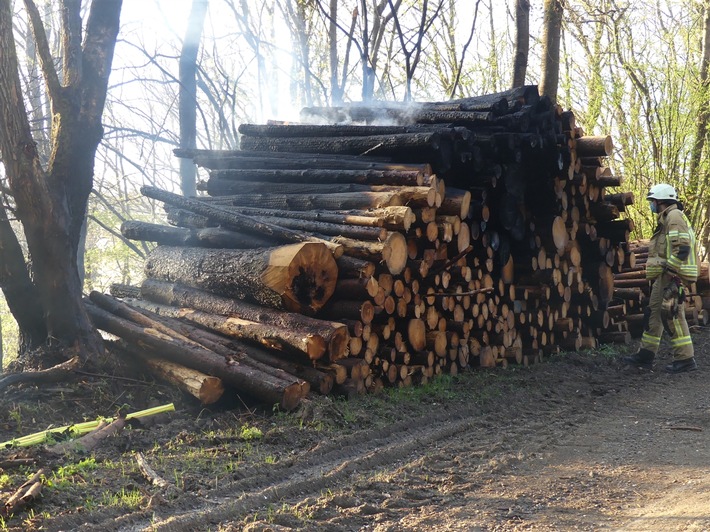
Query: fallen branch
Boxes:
[
  {"xmin": 0, "ymin": 458, "xmax": 35, "ymax": 469},
  {"xmin": 0, "ymin": 357, "xmax": 80, "ymax": 394},
  {"xmin": 2, "ymin": 468, "xmax": 46, "ymax": 517},
  {"xmin": 135, "ymin": 452, "xmax": 177, "ymax": 493},
  {"xmin": 49, "ymin": 417, "xmax": 127, "ymax": 456}
]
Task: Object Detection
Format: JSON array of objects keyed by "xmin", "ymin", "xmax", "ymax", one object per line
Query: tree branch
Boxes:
[
  {"xmin": 23, "ymin": 0, "xmax": 62, "ymax": 107},
  {"xmin": 79, "ymin": 0, "xmax": 122, "ymax": 122}
]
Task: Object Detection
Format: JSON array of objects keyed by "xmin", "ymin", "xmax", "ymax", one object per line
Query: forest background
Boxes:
[{"xmin": 0, "ymin": 0, "xmax": 708, "ymax": 362}]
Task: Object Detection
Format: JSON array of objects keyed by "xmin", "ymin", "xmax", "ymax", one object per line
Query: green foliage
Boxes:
[
  {"xmin": 53, "ymin": 457, "xmax": 99, "ymax": 483},
  {"xmin": 239, "ymin": 424, "xmax": 263, "ymax": 441}
]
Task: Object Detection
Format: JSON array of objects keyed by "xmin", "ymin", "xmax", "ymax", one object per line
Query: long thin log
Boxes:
[
  {"xmin": 240, "ymin": 346, "xmax": 334, "ymax": 395},
  {"xmin": 139, "ymin": 279, "xmax": 349, "ymax": 360},
  {"xmin": 125, "ymin": 300, "xmax": 327, "ymax": 361},
  {"xmin": 201, "ymin": 179, "xmax": 434, "ymax": 197},
  {"xmin": 335, "ymin": 256, "xmax": 376, "ymax": 281},
  {"xmin": 239, "ymin": 122, "xmax": 451, "ymax": 138},
  {"xmin": 140, "ymin": 185, "xmax": 342, "ymax": 256},
  {"xmin": 173, "ymin": 205, "xmax": 416, "ymax": 232},
  {"xmin": 50, "ymin": 418, "xmax": 127, "ymax": 456},
  {"xmin": 85, "ymin": 303, "xmax": 304, "ymax": 410},
  {"xmin": 188, "ymin": 152, "xmax": 430, "ymax": 173},
  {"xmin": 211, "ymin": 212, "xmax": 388, "ymax": 242},
  {"xmin": 326, "ymin": 232, "xmax": 408, "ymax": 275},
  {"xmin": 208, "ymin": 167, "xmax": 425, "ymax": 185},
  {"xmin": 204, "ymin": 190, "xmax": 406, "ymax": 211},
  {"xmin": 121, "ymin": 221, "xmax": 273, "ymax": 249},
  {"xmin": 176, "ymin": 147, "xmax": 393, "ymax": 162},
  {"xmin": 144, "ymin": 243, "xmax": 337, "ymax": 315},
  {"xmin": 113, "ymin": 307, "xmax": 319, "ymax": 396},
  {"xmin": 239, "ymin": 132, "xmax": 441, "ymax": 155}
]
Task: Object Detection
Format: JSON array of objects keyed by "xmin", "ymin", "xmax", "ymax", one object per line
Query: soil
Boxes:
[{"xmin": 0, "ymin": 328, "xmax": 708, "ymax": 532}]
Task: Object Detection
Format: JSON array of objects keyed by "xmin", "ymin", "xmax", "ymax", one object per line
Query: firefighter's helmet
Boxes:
[{"xmin": 647, "ymin": 183, "xmax": 678, "ymax": 202}]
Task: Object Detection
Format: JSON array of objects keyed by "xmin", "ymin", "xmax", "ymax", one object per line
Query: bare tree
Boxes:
[
  {"xmin": 512, "ymin": 0, "xmax": 530, "ymax": 88},
  {"xmin": 0, "ymin": 0, "xmax": 122, "ymax": 364},
  {"xmin": 179, "ymin": 0, "xmax": 209, "ymax": 197},
  {"xmin": 389, "ymin": 0, "xmax": 444, "ymax": 101},
  {"xmin": 540, "ymin": 0, "xmax": 563, "ymax": 101}
]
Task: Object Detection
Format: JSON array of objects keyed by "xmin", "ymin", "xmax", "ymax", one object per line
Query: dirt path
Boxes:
[{"xmin": 113, "ymin": 335, "xmax": 709, "ymax": 532}]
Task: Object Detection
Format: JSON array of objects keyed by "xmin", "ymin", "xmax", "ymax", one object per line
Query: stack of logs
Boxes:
[
  {"xmin": 607, "ymin": 239, "xmax": 710, "ymax": 338},
  {"xmin": 89, "ymin": 85, "xmax": 641, "ymax": 410}
]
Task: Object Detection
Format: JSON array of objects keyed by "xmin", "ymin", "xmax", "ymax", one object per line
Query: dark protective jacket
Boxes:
[{"xmin": 645, "ymin": 204, "xmax": 698, "ymax": 283}]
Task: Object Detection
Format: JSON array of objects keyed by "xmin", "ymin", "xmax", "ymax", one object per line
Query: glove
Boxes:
[{"xmin": 662, "ymin": 275, "xmax": 682, "ymax": 319}]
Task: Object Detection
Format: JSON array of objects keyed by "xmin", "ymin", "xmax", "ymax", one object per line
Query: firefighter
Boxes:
[{"xmin": 623, "ymin": 183, "xmax": 699, "ymax": 373}]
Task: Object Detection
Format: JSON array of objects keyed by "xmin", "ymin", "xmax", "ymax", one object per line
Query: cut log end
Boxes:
[
  {"xmin": 327, "ymin": 325, "xmax": 351, "ymax": 361},
  {"xmin": 382, "ymin": 232, "xmax": 408, "ymax": 275},
  {"xmin": 263, "ymin": 242, "xmax": 338, "ymax": 314}
]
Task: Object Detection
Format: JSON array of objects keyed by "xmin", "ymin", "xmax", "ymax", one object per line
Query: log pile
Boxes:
[{"xmin": 90, "ymin": 86, "xmax": 640, "ymax": 408}]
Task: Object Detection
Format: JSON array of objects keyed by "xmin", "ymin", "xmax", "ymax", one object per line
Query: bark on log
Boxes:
[
  {"xmin": 140, "ymin": 185, "xmax": 342, "ymax": 256},
  {"xmin": 190, "ymin": 152, "xmax": 431, "ymax": 174},
  {"xmin": 109, "ymin": 283, "xmax": 142, "ymax": 299},
  {"xmin": 121, "ymin": 221, "xmax": 273, "ymax": 249},
  {"xmin": 206, "ymin": 191, "xmax": 406, "ymax": 211},
  {"xmin": 239, "ymin": 132, "xmax": 442, "ymax": 156},
  {"xmin": 575, "ymin": 135, "xmax": 613, "ymax": 157},
  {"xmin": 139, "ymin": 279, "xmax": 349, "ymax": 360},
  {"xmin": 125, "ymin": 300, "xmax": 327, "ymax": 361},
  {"xmin": 117, "ymin": 343, "xmax": 224, "ymax": 404},
  {"xmin": 328, "ymin": 232, "xmax": 407, "ymax": 275},
  {"xmin": 202, "ymin": 179, "xmax": 434, "ymax": 198},
  {"xmin": 209, "ymin": 167, "xmax": 426, "ymax": 185},
  {"xmin": 240, "ymin": 122, "xmax": 463, "ymax": 137},
  {"xmin": 144, "ymin": 243, "xmax": 337, "ymax": 315},
  {"xmin": 195, "ymin": 205, "xmax": 416, "ymax": 232}
]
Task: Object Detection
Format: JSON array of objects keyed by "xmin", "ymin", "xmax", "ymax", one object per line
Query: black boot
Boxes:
[
  {"xmin": 622, "ymin": 348, "xmax": 655, "ymax": 369},
  {"xmin": 665, "ymin": 358, "xmax": 698, "ymax": 373}
]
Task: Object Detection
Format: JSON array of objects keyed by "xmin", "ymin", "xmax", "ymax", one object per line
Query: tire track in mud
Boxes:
[
  {"xmin": 52, "ymin": 353, "xmax": 644, "ymax": 531},
  {"xmin": 146, "ymin": 393, "xmax": 596, "ymax": 530}
]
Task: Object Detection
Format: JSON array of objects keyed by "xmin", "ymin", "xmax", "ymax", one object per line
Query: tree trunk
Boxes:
[
  {"xmin": 0, "ymin": 0, "xmax": 122, "ymax": 364},
  {"xmin": 540, "ymin": 0, "xmax": 563, "ymax": 102},
  {"xmin": 178, "ymin": 0, "xmax": 209, "ymax": 197},
  {"xmin": 512, "ymin": 0, "xmax": 530, "ymax": 88},
  {"xmin": 144, "ymin": 243, "xmax": 338, "ymax": 315}
]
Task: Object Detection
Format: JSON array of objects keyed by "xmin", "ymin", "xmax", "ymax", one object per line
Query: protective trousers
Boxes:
[{"xmin": 640, "ymin": 274, "xmax": 694, "ymax": 361}]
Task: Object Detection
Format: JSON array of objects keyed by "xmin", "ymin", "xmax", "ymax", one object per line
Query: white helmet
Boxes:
[{"xmin": 647, "ymin": 183, "xmax": 677, "ymax": 202}]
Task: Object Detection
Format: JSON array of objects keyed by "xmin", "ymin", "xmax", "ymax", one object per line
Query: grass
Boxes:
[{"xmin": 99, "ymin": 487, "xmax": 143, "ymax": 508}]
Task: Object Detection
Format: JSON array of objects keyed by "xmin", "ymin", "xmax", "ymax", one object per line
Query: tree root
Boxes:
[{"xmin": 0, "ymin": 356, "xmax": 80, "ymax": 394}]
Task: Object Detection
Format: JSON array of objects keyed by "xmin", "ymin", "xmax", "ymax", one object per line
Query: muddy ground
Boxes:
[{"xmin": 0, "ymin": 327, "xmax": 708, "ymax": 531}]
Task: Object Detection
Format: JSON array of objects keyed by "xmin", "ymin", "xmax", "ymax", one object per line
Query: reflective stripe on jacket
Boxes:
[{"xmin": 646, "ymin": 204, "xmax": 698, "ymax": 283}]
